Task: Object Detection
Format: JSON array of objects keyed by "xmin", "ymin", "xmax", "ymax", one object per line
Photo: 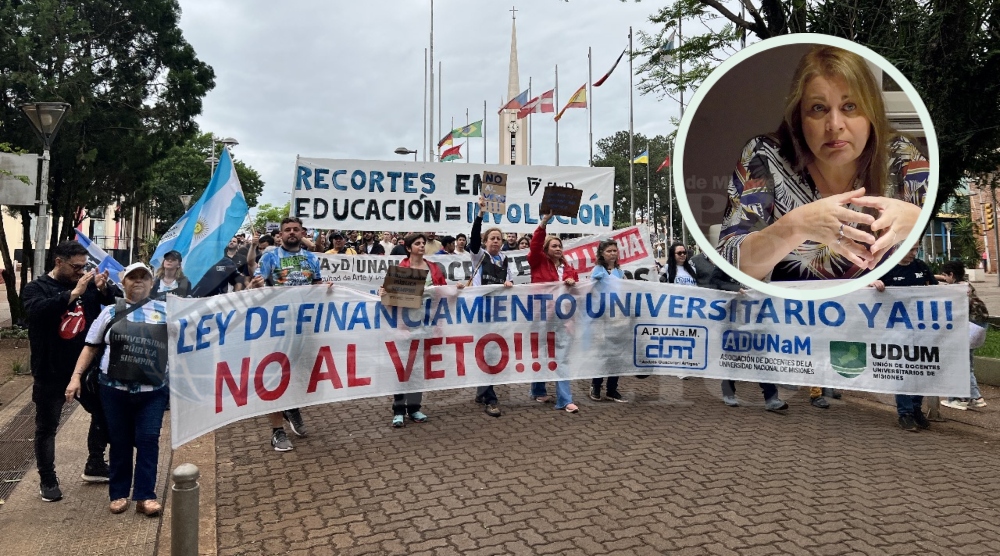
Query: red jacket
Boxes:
[
  {"xmin": 528, "ymin": 225, "xmax": 579, "ymax": 284},
  {"xmin": 398, "ymin": 257, "xmax": 447, "ymax": 286}
]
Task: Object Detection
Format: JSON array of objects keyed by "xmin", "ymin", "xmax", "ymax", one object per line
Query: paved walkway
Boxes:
[{"xmin": 0, "ymin": 276, "xmax": 998, "ymax": 555}]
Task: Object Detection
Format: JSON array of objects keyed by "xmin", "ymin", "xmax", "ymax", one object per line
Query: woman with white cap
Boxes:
[{"xmin": 66, "ymin": 262, "xmax": 169, "ymax": 517}]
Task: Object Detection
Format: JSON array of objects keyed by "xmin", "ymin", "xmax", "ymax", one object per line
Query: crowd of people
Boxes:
[{"xmin": 23, "ymin": 208, "xmax": 987, "ymax": 516}]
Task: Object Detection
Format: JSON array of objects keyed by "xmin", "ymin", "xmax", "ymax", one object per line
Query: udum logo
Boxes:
[{"xmin": 829, "ymin": 341, "xmax": 866, "ymax": 379}]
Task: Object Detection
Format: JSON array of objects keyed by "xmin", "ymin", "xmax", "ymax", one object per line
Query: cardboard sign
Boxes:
[
  {"xmin": 539, "ymin": 184, "xmax": 583, "ymax": 218},
  {"xmin": 380, "ymin": 265, "xmax": 429, "ymax": 308},
  {"xmin": 481, "ymin": 171, "xmax": 507, "ymax": 214}
]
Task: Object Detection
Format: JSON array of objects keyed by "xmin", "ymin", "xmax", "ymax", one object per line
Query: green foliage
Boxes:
[
  {"xmin": 0, "ymin": 0, "xmax": 215, "ymax": 244},
  {"xmin": 592, "ymin": 131, "xmax": 680, "ymax": 231},
  {"xmin": 950, "ymin": 217, "xmax": 982, "ymax": 269},
  {"xmin": 139, "ymin": 133, "xmax": 266, "ymax": 235},
  {"xmin": 630, "ymin": 0, "xmax": 1000, "ymax": 211},
  {"xmin": 0, "ymin": 326, "xmax": 28, "ymax": 340},
  {"xmin": 975, "ymin": 325, "xmax": 1000, "ymax": 359},
  {"xmin": 250, "ymin": 203, "xmax": 291, "ymax": 234}
]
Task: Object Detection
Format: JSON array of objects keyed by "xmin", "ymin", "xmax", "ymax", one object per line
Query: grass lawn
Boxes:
[{"xmin": 975, "ymin": 326, "xmax": 1000, "ymax": 359}]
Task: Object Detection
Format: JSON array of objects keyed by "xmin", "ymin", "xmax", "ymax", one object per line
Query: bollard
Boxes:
[{"xmin": 171, "ymin": 464, "xmax": 200, "ymax": 556}]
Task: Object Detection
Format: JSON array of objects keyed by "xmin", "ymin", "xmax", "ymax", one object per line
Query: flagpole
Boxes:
[
  {"xmin": 555, "ymin": 64, "xmax": 560, "ymax": 166},
  {"xmin": 528, "ymin": 76, "xmax": 532, "ymax": 166},
  {"xmin": 646, "ymin": 141, "xmax": 651, "ymax": 227},
  {"xmin": 466, "ymin": 108, "xmax": 469, "ymax": 163},
  {"xmin": 628, "ymin": 26, "xmax": 635, "ymax": 225},
  {"xmin": 678, "ymin": 17, "xmax": 684, "ymax": 116},
  {"xmin": 429, "ymin": 0, "xmax": 434, "ymax": 163},
  {"xmin": 668, "ymin": 139, "xmax": 674, "ymax": 245},
  {"xmin": 483, "ymin": 100, "xmax": 487, "ymax": 164},
  {"xmin": 423, "ymin": 48, "xmax": 428, "ymax": 162},
  {"xmin": 438, "ymin": 61, "xmax": 443, "ymax": 156},
  {"xmin": 588, "ymin": 46, "xmax": 593, "ymax": 167}
]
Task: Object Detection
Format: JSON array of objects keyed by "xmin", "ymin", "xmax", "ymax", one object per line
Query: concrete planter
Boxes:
[{"xmin": 973, "ymin": 356, "xmax": 1000, "ymax": 386}]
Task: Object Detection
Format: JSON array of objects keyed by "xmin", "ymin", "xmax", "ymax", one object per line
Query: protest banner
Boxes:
[
  {"xmin": 291, "ymin": 158, "xmax": 614, "ymax": 234},
  {"xmin": 315, "ymin": 225, "xmax": 659, "ymax": 292},
  {"xmin": 168, "ymin": 281, "xmax": 971, "ymax": 447}
]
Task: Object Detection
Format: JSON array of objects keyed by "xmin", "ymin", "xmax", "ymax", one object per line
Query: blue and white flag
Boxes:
[
  {"xmin": 150, "ymin": 149, "xmax": 248, "ymax": 286},
  {"xmin": 75, "ymin": 230, "xmax": 126, "ymax": 285}
]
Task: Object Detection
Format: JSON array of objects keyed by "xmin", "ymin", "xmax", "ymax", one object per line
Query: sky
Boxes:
[{"xmin": 175, "ymin": 0, "xmax": 682, "ymax": 211}]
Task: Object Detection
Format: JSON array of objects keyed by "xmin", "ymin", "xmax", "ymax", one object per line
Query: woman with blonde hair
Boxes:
[
  {"xmin": 151, "ymin": 250, "xmax": 190, "ymax": 297},
  {"xmin": 718, "ymin": 45, "xmax": 929, "ymax": 283}
]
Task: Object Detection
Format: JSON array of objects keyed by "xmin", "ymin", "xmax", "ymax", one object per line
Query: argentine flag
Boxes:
[
  {"xmin": 150, "ymin": 149, "xmax": 248, "ymax": 286},
  {"xmin": 75, "ymin": 230, "xmax": 126, "ymax": 285}
]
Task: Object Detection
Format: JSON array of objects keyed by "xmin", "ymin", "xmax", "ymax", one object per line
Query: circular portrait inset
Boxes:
[{"xmin": 674, "ymin": 34, "xmax": 938, "ymax": 300}]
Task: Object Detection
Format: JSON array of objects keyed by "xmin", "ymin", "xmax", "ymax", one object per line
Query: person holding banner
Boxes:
[
  {"xmin": 589, "ymin": 240, "xmax": 628, "ymax": 403},
  {"xmin": 937, "ymin": 261, "xmax": 989, "ymax": 412},
  {"xmin": 151, "ymin": 250, "xmax": 191, "ymax": 298},
  {"xmin": 528, "ymin": 211, "xmax": 580, "ymax": 413},
  {"xmin": 468, "ymin": 200, "xmax": 517, "ymax": 417},
  {"xmin": 718, "ymin": 45, "xmax": 928, "ymax": 282},
  {"xmin": 249, "ymin": 217, "xmax": 323, "ymax": 451},
  {"xmin": 384, "ymin": 233, "xmax": 460, "ymax": 427},
  {"xmin": 66, "ymin": 262, "xmax": 168, "ymax": 516}
]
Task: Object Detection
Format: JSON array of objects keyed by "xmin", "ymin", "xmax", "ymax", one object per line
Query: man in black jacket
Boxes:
[{"xmin": 23, "ymin": 241, "xmax": 118, "ymax": 502}]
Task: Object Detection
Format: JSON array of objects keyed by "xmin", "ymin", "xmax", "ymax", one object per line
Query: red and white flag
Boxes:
[
  {"xmin": 593, "ymin": 49, "xmax": 627, "ymax": 87},
  {"xmin": 516, "ymin": 89, "xmax": 555, "ymax": 119}
]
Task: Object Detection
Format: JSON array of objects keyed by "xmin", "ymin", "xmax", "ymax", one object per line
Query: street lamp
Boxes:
[
  {"xmin": 179, "ymin": 194, "xmax": 193, "ymax": 211},
  {"xmin": 207, "ymin": 136, "xmax": 239, "ymax": 175},
  {"xmin": 20, "ymin": 101, "xmax": 70, "ymax": 279},
  {"xmin": 394, "ymin": 147, "xmax": 418, "ymax": 161}
]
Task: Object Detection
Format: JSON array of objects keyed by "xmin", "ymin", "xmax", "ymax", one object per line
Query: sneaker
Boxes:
[
  {"xmin": 722, "ymin": 395, "xmax": 739, "ymax": 407},
  {"xmin": 605, "ymin": 391, "xmax": 628, "ymax": 403},
  {"xmin": 283, "ymin": 408, "xmax": 308, "ymax": 437},
  {"xmin": 485, "ymin": 403, "xmax": 501, "ymax": 417},
  {"xmin": 912, "ymin": 411, "xmax": 931, "ymax": 430},
  {"xmin": 40, "ymin": 482, "xmax": 63, "ymax": 502},
  {"xmin": 81, "ymin": 460, "xmax": 110, "ymax": 483},
  {"xmin": 589, "ymin": 386, "xmax": 602, "ymax": 401},
  {"xmin": 898, "ymin": 414, "xmax": 918, "ymax": 432},
  {"xmin": 765, "ymin": 398, "xmax": 789, "ymax": 412},
  {"xmin": 941, "ymin": 399, "xmax": 968, "ymax": 411},
  {"xmin": 810, "ymin": 396, "xmax": 830, "ymax": 409},
  {"xmin": 271, "ymin": 429, "xmax": 293, "ymax": 452},
  {"xmin": 970, "ymin": 397, "xmax": 987, "ymax": 408},
  {"xmin": 409, "ymin": 411, "xmax": 428, "ymax": 423},
  {"xmin": 392, "ymin": 415, "xmax": 405, "ymax": 428}
]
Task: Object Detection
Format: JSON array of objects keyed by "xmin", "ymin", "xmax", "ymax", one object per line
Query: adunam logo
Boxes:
[
  {"xmin": 633, "ymin": 324, "xmax": 708, "ymax": 370},
  {"xmin": 829, "ymin": 341, "xmax": 866, "ymax": 379}
]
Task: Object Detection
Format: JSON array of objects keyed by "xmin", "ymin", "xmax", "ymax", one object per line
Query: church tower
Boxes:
[{"xmin": 499, "ymin": 10, "xmax": 529, "ymax": 165}]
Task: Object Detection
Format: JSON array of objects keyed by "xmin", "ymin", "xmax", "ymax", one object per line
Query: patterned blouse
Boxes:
[{"xmin": 718, "ymin": 135, "xmax": 929, "ymax": 281}]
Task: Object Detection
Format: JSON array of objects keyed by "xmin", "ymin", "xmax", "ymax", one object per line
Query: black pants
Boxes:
[
  {"xmin": 721, "ymin": 380, "xmax": 778, "ymax": 401},
  {"xmin": 476, "ymin": 386, "xmax": 498, "ymax": 404},
  {"xmin": 591, "ymin": 376, "xmax": 620, "ymax": 394},
  {"xmin": 33, "ymin": 380, "xmax": 108, "ymax": 484},
  {"xmin": 392, "ymin": 393, "xmax": 423, "ymax": 416}
]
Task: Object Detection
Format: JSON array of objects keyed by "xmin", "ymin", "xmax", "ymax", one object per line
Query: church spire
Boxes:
[{"xmin": 507, "ymin": 7, "xmax": 520, "ymax": 100}]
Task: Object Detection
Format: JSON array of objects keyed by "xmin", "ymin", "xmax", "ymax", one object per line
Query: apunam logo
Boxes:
[{"xmin": 633, "ymin": 324, "xmax": 708, "ymax": 370}]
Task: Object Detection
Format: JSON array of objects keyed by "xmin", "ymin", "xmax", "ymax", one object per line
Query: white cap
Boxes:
[{"xmin": 119, "ymin": 262, "xmax": 153, "ymax": 281}]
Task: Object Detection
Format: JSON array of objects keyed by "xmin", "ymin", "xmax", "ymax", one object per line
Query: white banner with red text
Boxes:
[
  {"xmin": 167, "ymin": 281, "xmax": 972, "ymax": 447},
  {"xmin": 318, "ymin": 225, "xmax": 659, "ymax": 292}
]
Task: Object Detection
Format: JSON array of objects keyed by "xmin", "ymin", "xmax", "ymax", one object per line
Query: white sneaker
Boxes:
[
  {"xmin": 940, "ymin": 399, "xmax": 968, "ymax": 411},
  {"xmin": 970, "ymin": 398, "xmax": 987, "ymax": 408}
]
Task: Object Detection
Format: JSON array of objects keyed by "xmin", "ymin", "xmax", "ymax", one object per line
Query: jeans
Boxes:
[
  {"xmin": 722, "ymin": 380, "xmax": 778, "ymax": 401},
  {"xmin": 33, "ymin": 380, "xmax": 108, "ymax": 485},
  {"xmin": 591, "ymin": 377, "xmax": 619, "ymax": 394},
  {"xmin": 949, "ymin": 350, "xmax": 982, "ymax": 402},
  {"xmin": 392, "ymin": 392, "xmax": 423, "ymax": 416},
  {"xmin": 100, "ymin": 385, "xmax": 168, "ymax": 501},
  {"xmin": 895, "ymin": 395, "xmax": 924, "ymax": 416},
  {"xmin": 476, "ymin": 386, "xmax": 497, "ymax": 404},
  {"xmin": 531, "ymin": 381, "xmax": 573, "ymax": 409}
]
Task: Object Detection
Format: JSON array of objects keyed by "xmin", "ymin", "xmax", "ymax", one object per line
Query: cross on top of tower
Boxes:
[{"xmin": 510, "ymin": 6, "xmax": 517, "ymax": 20}]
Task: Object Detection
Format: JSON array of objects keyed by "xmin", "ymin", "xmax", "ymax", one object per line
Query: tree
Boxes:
[
  {"xmin": 0, "ymin": 0, "xmax": 215, "ymax": 263},
  {"xmin": 631, "ymin": 0, "xmax": 1000, "ymax": 212},
  {"xmin": 592, "ymin": 131, "xmax": 680, "ymax": 234},
  {"xmin": 249, "ymin": 202, "xmax": 291, "ymax": 235},
  {"xmin": 139, "ymin": 133, "xmax": 266, "ymax": 235}
]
